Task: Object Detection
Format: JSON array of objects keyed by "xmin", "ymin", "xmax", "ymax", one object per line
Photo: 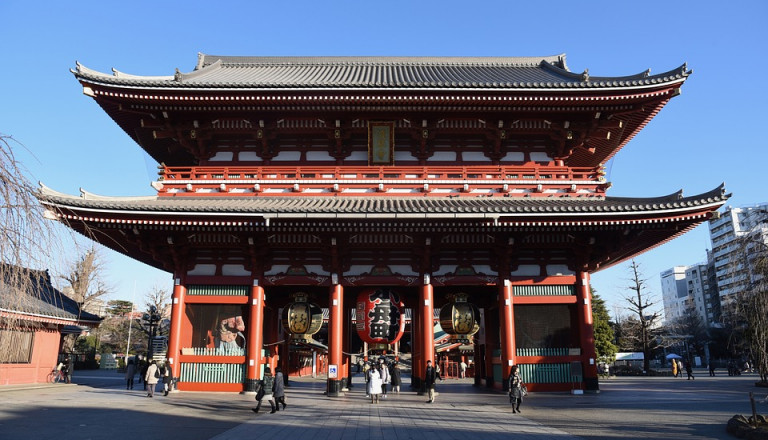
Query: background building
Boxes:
[{"xmin": 709, "ymin": 204, "xmax": 768, "ymax": 304}]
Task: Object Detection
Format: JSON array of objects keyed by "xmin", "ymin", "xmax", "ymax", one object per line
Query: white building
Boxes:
[{"xmin": 709, "ymin": 203, "xmax": 768, "ymax": 302}]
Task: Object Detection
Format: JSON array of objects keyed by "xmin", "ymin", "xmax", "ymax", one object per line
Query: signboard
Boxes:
[{"xmin": 328, "ymin": 364, "xmax": 338, "ymax": 379}]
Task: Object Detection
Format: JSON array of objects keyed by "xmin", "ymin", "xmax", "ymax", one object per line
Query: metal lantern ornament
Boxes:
[
  {"xmin": 282, "ymin": 292, "xmax": 323, "ymax": 342},
  {"xmin": 439, "ymin": 293, "xmax": 480, "ymax": 343},
  {"xmin": 355, "ymin": 288, "xmax": 405, "ymax": 345}
]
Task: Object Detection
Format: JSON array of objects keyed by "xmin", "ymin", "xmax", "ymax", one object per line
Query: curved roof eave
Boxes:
[{"xmin": 71, "ymin": 54, "xmax": 691, "ymax": 93}]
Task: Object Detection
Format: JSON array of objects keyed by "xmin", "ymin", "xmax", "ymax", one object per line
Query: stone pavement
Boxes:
[{"xmin": 1, "ymin": 368, "xmax": 766, "ymax": 440}]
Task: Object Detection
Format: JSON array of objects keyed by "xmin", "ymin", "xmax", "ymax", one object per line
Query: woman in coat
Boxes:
[
  {"xmin": 144, "ymin": 360, "xmax": 160, "ymax": 398},
  {"xmin": 252, "ymin": 367, "xmax": 274, "ymax": 414},
  {"xmin": 389, "ymin": 362, "xmax": 402, "ymax": 394},
  {"xmin": 270, "ymin": 367, "xmax": 286, "ymax": 413},
  {"xmin": 124, "ymin": 359, "xmax": 136, "ymax": 390},
  {"xmin": 508, "ymin": 365, "xmax": 524, "ymax": 413},
  {"xmin": 369, "ymin": 366, "xmax": 382, "ymax": 404}
]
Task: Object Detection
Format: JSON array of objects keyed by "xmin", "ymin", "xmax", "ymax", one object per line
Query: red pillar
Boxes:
[
  {"xmin": 245, "ymin": 280, "xmax": 265, "ymax": 392},
  {"xmin": 577, "ymin": 271, "xmax": 600, "ymax": 391},
  {"xmin": 327, "ymin": 281, "xmax": 344, "ymax": 396},
  {"xmin": 167, "ymin": 276, "xmax": 185, "ymax": 385},
  {"xmin": 411, "ymin": 295, "xmax": 422, "ymax": 389},
  {"xmin": 420, "ymin": 278, "xmax": 435, "ymax": 388},
  {"xmin": 499, "ymin": 280, "xmax": 516, "ymax": 390}
]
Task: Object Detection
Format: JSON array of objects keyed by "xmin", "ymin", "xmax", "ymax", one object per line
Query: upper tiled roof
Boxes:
[
  {"xmin": 38, "ymin": 184, "xmax": 728, "ymax": 219},
  {"xmin": 72, "ymin": 53, "xmax": 690, "ymax": 90}
]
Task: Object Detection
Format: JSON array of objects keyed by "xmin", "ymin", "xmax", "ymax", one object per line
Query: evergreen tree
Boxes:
[{"xmin": 591, "ymin": 289, "xmax": 617, "ymax": 366}]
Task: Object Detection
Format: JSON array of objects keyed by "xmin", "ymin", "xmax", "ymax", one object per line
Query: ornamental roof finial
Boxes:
[
  {"xmin": 174, "ymin": 68, "xmax": 182, "ymax": 82},
  {"xmin": 581, "ymin": 69, "xmax": 589, "ymax": 81}
]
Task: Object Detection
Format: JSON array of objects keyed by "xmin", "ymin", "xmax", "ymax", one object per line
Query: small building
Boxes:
[{"xmin": 0, "ymin": 266, "xmax": 101, "ymax": 385}]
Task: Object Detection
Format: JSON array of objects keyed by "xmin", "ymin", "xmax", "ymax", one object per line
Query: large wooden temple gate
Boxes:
[{"xmin": 39, "ymin": 54, "xmax": 728, "ymax": 395}]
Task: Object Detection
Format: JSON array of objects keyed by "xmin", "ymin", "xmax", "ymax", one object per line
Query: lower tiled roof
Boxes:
[{"xmin": 38, "ymin": 184, "xmax": 728, "ymax": 219}]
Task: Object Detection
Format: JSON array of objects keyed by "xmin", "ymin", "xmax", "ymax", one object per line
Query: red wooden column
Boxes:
[
  {"xmin": 498, "ymin": 280, "xmax": 516, "ymax": 390},
  {"xmin": 167, "ymin": 276, "xmax": 186, "ymax": 385},
  {"xmin": 420, "ymin": 276, "xmax": 435, "ymax": 390},
  {"xmin": 411, "ymin": 294, "xmax": 422, "ymax": 389},
  {"xmin": 577, "ymin": 271, "xmax": 600, "ymax": 391},
  {"xmin": 327, "ymin": 279, "xmax": 344, "ymax": 396},
  {"xmin": 245, "ymin": 279, "xmax": 265, "ymax": 392}
]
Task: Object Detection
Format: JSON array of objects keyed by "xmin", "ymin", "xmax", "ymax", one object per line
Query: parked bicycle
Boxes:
[{"xmin": 47, "ymin": 363, "xmax": 67, "ymax": 383}]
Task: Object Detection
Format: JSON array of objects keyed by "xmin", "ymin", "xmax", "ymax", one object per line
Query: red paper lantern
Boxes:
[{"xmin": 355, "ymin": 288, "xmax": 405, "ymax": 345}]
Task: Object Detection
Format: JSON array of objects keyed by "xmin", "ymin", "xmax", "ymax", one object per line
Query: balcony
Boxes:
[{"xmin": 154, "ymin": 164, "xmax": 606, "ymax": 198}]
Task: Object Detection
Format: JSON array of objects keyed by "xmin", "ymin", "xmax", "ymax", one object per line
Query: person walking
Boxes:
[
  {"xmin": 671, "ymin": 359, "xmax": 678, "ymax": 378},
  {"xmin": 270, "ymin": 367, "xmax": 286, "ymax": 413},
  {"xmin": 144, "ymin": 360, "xmax": 160, "ymax": 398},
  {"xmin": 162, "ymin": 363, "xmax": 173, "ymax": 395},
  {"xmin": 390, "ymin": 362, "xmax": 402, "ymax": 394},
  {"xmin": 252, "ymin": 367, "xmax": 274, "ymax": 414},
  {"xmin": 460, "ymin": 360, "xmax": 467, "ymax": 379},
  {"xmin": 369, "ymin": 365, "xmax": 382, "ymax": 404},
  {"xmin": 424, "ymin": 359, "xmax": 439, "ymax": 403},
  {"xmin": 124, "ymin": 358, "xmax": 136, "ymax": 390},
  {"xmin": 685, "ymin": 360, "xmax": 695, "ymax": 380},
  {"xmin": 508, "ymin": 365, "xmax": 525, "ymax": 413},
  {"xmin": 709, "ymin": 362, "xmax": 716, "ymax": 376}
]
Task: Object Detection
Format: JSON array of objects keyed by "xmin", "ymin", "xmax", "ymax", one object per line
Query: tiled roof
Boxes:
[
  {"xmin": 0, "ymin": 267, "xmax": 101, "ymax": 323},
  {"xmin": 38, "ymin": 184, "xmax": 728, "ymax": 219},
  {"xmin": 72, "ymin": 54, "xmax": 690, "ymax": 90}
]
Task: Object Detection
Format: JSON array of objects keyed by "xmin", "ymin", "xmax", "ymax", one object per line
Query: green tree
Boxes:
[
  {"xmin": 591, "ymin": 290, "xmax": 617, "ymax": 366},
  {"xmin": 106, "ymin": 299, "xmax": 134, "ymax": 316}
]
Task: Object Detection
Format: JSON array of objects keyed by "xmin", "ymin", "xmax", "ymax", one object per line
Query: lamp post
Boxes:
[{"xmin": 142, "ymin": 305, "xmax": 162, "ymax": 361}]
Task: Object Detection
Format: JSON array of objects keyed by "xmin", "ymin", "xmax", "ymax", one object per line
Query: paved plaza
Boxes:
[{"xmin": 1, "ymin": 368, "xmax": 765, "ymax": 440}]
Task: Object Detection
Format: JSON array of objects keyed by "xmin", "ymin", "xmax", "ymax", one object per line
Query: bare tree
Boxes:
[
  {"xmin": 0, "ymin": 134, "xmax": 59, "ymax": 336},
  {"xmin": 725, "ymin": 224, "xmax": 768, "ymax": 383},
  {"xmin": 623, "ymin": 260, "xmax": 662, "ymax": 373},
  {"xmin": 144, "ymin": 285, "xmax": 171, "ymax": 338},
  {"xmin": 58, "ymin": 247, "xmax": 112, "ymax": 352}
]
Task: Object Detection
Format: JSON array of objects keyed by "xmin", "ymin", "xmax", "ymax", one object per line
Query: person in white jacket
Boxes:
[
  {"xmin": 144, "ymin": 360, "xmax": 160, "ymax": 398},
  {"xmin": 378, "ymin": 360, "xmax": 390, "ymax": 398}
]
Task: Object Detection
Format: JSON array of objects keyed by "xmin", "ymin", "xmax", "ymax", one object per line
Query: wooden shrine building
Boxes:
[{"xmin": 38, "ymin": 54, "xmax": 729, "ymax": 394}]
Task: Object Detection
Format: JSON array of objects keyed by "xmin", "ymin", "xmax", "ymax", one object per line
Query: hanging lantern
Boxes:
[
  {"xmin": 355, "ymin": 288, "xmax": 405, "ymax": 345},
  {"xmin": 439, "ymin": 293, "xmax": 480, "ymax": 343},
  {"xmin": 282, "ymin": 292, "xmax": 323, "ymax": 342}
]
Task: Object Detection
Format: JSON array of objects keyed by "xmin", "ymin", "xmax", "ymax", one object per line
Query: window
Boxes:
[{"xmin": 0, "ymin": 329, "xmax": 34, "ymax": 363}]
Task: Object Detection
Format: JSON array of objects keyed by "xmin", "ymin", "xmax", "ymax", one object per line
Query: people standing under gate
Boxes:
[
  {"xmin": 508, "ymin": 365, "xmax": 525, "ymax": 413},
  {"xmin": 270, "ymin": 366, "xmax": 286, "ymax": 413},
  {"xmin": 124, "ymin": 358, "xmax": 136, "ymax": 390},
  {"xmin": 378, "ymin": 359, "xmax": 390, "ymax": 398},
  {"xmin": 252, "ymin": 367, "xmax": 274, "ymax": 414},
  {"xmin": 390, "ymin": 362, "xmax": 402, "ymax": 394},
  {"xmin": 145, "ymin": 360, "xmax": 160, "ymax": 398},
  {"xmin": 369, "ymin": 365, "xmax": 382, "ymax": 404},
  {"xmin": 425, "ymin": 360, "xmax": 439, "ymax": 403}
]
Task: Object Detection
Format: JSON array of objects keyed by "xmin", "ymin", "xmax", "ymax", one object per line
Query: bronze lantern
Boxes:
[
  {"xmin": 439, "ymin": 293, "xmax": 480, "ymax": 343},
  {"xmin": 282, "ymin": 292, "xmax": 323, "ymax": 342}
]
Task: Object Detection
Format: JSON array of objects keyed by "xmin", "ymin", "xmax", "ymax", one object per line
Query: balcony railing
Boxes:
[{"xmin": 154, "ymin": 164, "xmax": 606, "ymax": 198}]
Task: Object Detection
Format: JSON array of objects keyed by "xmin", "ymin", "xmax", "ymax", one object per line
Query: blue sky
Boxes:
[{"xmin": 2, "ymin": 0, "xmax": 766, "ymax": 315}]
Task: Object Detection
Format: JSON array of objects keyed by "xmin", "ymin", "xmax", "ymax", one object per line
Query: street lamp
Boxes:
[{"xmin": 142, "ymin": 305, "xmax": 162, "ymax": 361}]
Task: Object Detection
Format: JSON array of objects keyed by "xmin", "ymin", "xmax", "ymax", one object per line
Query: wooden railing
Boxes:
[{"xmin": 154, "ymin": 164, "xmax": 607, "ymax": 198}]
